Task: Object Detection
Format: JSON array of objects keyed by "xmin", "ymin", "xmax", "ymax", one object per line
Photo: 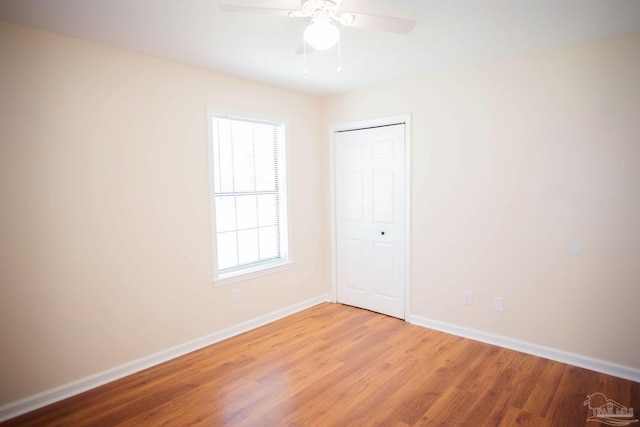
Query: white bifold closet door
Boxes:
[{"xmin": 334, "ymin": 123, "xmax": 406, "ymax": 319}]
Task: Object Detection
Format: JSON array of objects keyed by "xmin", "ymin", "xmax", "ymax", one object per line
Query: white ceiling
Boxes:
[{"xmin": 1, "ymin": 0, "xmax": 640, "ymax": 96}]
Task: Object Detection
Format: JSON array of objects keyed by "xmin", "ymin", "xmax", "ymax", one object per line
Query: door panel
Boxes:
[
  {"xmin": 335, "ymin": 123, "xmax": 406, "ymax": 319},
  {"xmin": 344, "ymin": 171, "xmax": 364, "ymax": 221},
  {"xmin": 345, "ymin": 238, "xmax": 366, "ymax": 291},
  {"xmin": 372, "ymin": 241, "xmax": 395, "ymax": 297},
  {"xmin": 372, "ymin": 171, "xmax": 394, "ymax": 223}
]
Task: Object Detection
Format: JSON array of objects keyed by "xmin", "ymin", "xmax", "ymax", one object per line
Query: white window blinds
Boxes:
[{"xmin": 211, "ymin": 116, "xmax": 287, "ymax": 274}]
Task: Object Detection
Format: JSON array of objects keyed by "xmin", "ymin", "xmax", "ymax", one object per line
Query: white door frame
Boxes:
[{"xmin": 329, "ymin": 114, "xmax": 411, "ymax": 319}]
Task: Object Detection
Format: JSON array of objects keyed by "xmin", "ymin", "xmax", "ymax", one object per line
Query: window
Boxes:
[{"xmin": 209, "ymin": 114, "xmax": 289, "ymax": 283}]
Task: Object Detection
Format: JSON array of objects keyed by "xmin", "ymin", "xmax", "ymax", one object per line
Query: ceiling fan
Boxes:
[{"xmin": 218, "ymin": 0, "xmax": 416, "ymax": 52}]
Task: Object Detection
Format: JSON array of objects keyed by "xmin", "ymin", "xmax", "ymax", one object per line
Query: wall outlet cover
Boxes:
[{"xmin": 463, "ymin": 291, "xmax": 473, "ymax": 305}]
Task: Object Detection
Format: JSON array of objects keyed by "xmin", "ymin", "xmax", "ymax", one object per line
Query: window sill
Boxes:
[{"xmin": 213, "ymin": 260, "xmax": 293, "ymax": 287}]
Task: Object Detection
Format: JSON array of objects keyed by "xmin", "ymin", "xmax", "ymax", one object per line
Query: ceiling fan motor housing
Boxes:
[{"xmin": 300, "ymin": 0, "xmax": 343, "ymax": 18}]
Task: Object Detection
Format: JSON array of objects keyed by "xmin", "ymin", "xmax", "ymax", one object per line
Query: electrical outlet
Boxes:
[
  {"xmin": 232, "ymin": 289, "xmax": 240, "ymax": 304},
  {"xmin": 463, "ymin": 291, "xmax": 473, "ymax": 305},
  {"xmin": 493, "ymin": 296, "xmax": 504, "ymax": 312}
]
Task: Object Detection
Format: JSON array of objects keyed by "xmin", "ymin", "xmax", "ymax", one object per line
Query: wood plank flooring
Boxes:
[{"xmin": 3, "ymin": 302, "xmax": 638, "ymax": 426}]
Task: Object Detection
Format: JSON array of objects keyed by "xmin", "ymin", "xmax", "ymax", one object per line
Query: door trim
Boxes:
[{"xmin": 329, "ymin": 114, "xmax": 411, "ymax": 319}]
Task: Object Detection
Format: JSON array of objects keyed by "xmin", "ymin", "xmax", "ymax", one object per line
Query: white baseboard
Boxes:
[
  {"xmin": 407, "ymin": 314, "xmax": 640, "ymax": 383},
  {"xmin": 0, "ymin": 294, "xmax": 332, "ymax": 422}
]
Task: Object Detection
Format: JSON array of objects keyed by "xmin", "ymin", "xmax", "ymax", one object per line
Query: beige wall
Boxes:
[
  {"xmin": 2, "ymin": 17, "xmax": 639, "ymax": 409},
  {"xmin": 0, "ymin": 21, "xmax": 329, "ymax": 405},
  {"xmin": 324, "ymin": 31, "xmax": 640, "ymax": 369}
]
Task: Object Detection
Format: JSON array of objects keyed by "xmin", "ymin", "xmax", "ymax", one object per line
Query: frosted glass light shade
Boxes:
[{"xmin": 304, "ymin": 20, "xmax": 340, "ymax": 50}]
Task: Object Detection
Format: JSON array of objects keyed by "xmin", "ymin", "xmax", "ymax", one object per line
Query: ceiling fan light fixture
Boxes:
[{"xmin": 304, "ymin": 19, "xmax": 340, "ymax": 50}]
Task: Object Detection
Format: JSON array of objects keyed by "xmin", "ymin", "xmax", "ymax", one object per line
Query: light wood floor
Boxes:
[{"xmin": 3, "ymin": 302, "xmax": 638, "ymax": 426}]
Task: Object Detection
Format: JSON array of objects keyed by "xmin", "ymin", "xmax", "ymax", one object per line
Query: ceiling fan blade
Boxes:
[
  {"xmin": 218, "ymin": 5, "xmax": 295, "ymax": 17},
  {"xmin": 340, "ymin": 13, "xmax": 416, "ymax": 34}
]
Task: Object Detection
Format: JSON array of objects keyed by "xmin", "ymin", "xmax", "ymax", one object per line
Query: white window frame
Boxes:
[{"xmin": 207, "ymin": 111, "xmax": 292, "ymax": 286}]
